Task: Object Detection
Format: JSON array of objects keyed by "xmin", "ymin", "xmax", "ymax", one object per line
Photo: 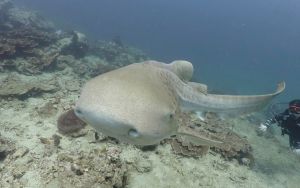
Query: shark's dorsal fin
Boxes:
[{"xmin": 145, "ymin": 60, "xmax": 193, "ymax": 81}]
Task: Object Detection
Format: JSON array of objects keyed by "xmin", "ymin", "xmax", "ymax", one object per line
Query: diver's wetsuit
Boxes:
[{"xmin": 268, "ymin": 109, "xmax": 300, "ymax": 149}]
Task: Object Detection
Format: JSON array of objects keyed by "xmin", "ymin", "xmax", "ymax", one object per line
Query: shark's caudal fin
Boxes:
[{"xmin": 178, "ymin": 81, "xmax": 285, "ymax": 117}]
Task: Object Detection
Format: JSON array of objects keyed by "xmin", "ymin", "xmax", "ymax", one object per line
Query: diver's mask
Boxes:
[{"xmin": 289, "ymin": 105, "xmax": 300, "ymax": 114}]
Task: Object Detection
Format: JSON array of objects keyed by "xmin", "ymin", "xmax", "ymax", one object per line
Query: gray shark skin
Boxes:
[{"xmin": 75, "ymin": 60, "xmax": 285, "ymax": 146}]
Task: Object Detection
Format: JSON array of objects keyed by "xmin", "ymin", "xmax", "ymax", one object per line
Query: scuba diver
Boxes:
[{"xmin": 259, "ymin": 99, "xmax": 300, "ymax": 155}]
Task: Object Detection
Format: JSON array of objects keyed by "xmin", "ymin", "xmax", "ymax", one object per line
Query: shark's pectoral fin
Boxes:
[{"xmin": 177, "ymin": 126, "xmax": 223, "ymax": 148}]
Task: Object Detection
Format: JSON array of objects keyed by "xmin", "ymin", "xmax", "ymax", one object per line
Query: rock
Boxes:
[
  {"xmin": 12, "ymin": 165, "xmax": 27, "ymax": 179},
  {"xmin": 12, "ymin": 147, "xmax": 29, "ymax": 159},
  {"xmin": 0, "ymin": 136, "xmax": 15, "ymax": 161},
  {"xmin": 135, "ymin": 160, "xmax": 152, "ymax": 173},
  {"xmin": 71, "ymin": 164, "xmax": 84, "ymax": 176},
  {"xmin": 52, "ymin": 148, "xmax": 127, "ymax": 188}
]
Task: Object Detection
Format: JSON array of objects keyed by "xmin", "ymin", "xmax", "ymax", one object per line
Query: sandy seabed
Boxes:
[{"xmin": 1, "ymin": 69, "xmax": 300, "ymax": 188}]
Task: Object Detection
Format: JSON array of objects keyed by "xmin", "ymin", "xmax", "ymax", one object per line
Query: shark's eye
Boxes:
[{"xmin": 128, "ymin": 129, "xmax": 139, "ymax": 138}]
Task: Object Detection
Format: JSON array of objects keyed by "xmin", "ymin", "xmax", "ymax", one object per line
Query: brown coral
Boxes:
[{"xmin": 57, "ymin": 109, "xmax": 86, "ymax": 134}]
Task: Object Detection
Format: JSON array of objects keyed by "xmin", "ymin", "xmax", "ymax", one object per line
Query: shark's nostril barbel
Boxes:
[{"xmin": 74, "ymin": 108, "xmax": 83, "ymax": 116}]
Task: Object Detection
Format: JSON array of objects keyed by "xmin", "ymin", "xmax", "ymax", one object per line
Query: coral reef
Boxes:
[
  {"xmin": 57, "ymin": 109, "xmax": 86, "ymax": 134},
  {"xmin": 0, "ymin": 29, "xmax": 147, "ymax": 75},
  {"xmin": 0, "ymin": 135, "xmax": 128, "ymax": 187},
  {"xmin": 0, "ymin": 0, "xmax": 54, "ymax": 31},
  {"xmin": 0, "ymin": 27, "xmax": 57, "ymax": 58},
  {"xmin": 61, "ymin": 31, "xmax": 89, "ymax": 58},
  {"xmin": 0, "ymin": 0, "xmax": 148, "ymax": 76},
  {"xmin": 0, "ymin": 0, "xmax": 13, "ymax": 30},
  {"xmin": 90, "ymin": 39, "xmax": 148, "ymax": 66}
]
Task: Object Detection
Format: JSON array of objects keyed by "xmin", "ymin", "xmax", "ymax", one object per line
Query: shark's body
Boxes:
[{"xmin": 75, "ymin": 60, "xmax": 285, "ymax": 146}]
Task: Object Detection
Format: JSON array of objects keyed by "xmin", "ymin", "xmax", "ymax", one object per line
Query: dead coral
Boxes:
[
  {"xmin": 171, "ymin": 112, "xmax": 254, "ymax": 166},
  {"xmin": 0, "ymin": 27, "xmax": 57, "ymax": 59},
  {"xmin": 15, "ymin": 52, "xmax": 59, "ymax": 75},
  {"xmin": 0, "ymin": 74, "xmax": 57, "ymax": 100},
  {"xmin": 49, "ymin": 147, "xmax": 128, "ymax": 187},
  {"xmin": 170, "ymin": 136, "xmax": 210, "ymax": 157}
]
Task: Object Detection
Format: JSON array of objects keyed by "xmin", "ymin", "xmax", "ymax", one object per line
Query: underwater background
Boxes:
[
  {"xmin": 15, "ymin": 0, "xmax": 300, "ymax": 100},
  {"xmin": 1, "ymin": 0, "xmax": 300, "ymax": 187}
]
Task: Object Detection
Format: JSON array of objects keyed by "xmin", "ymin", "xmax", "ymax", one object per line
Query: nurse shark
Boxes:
[{"xmin": 75, "ymin": 60, "xmax": 285, "ymax": 146}]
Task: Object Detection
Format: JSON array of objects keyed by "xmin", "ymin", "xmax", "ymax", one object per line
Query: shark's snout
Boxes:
[{"xmin": 74, "ymin": 104, "xmax": 143, "ymax": 141}]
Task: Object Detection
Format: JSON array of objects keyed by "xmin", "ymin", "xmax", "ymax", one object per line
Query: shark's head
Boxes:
[{"xmin": 75, "ymin": 64, "xmax": 178, "ymax": 145}]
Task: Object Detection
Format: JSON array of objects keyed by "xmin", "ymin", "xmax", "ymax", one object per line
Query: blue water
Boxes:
[{"xmin": 15, "ymin": 0, "xmax": 300, "ymax": 100}]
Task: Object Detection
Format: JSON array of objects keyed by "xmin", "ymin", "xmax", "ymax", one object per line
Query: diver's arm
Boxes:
[
  {"xmin": 264, "ymin": 118, "xmax": 277, "ymax": 127},
  {"xmin": 259, "ymin": 110, "xmax": 288, "ymax": 131}
]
